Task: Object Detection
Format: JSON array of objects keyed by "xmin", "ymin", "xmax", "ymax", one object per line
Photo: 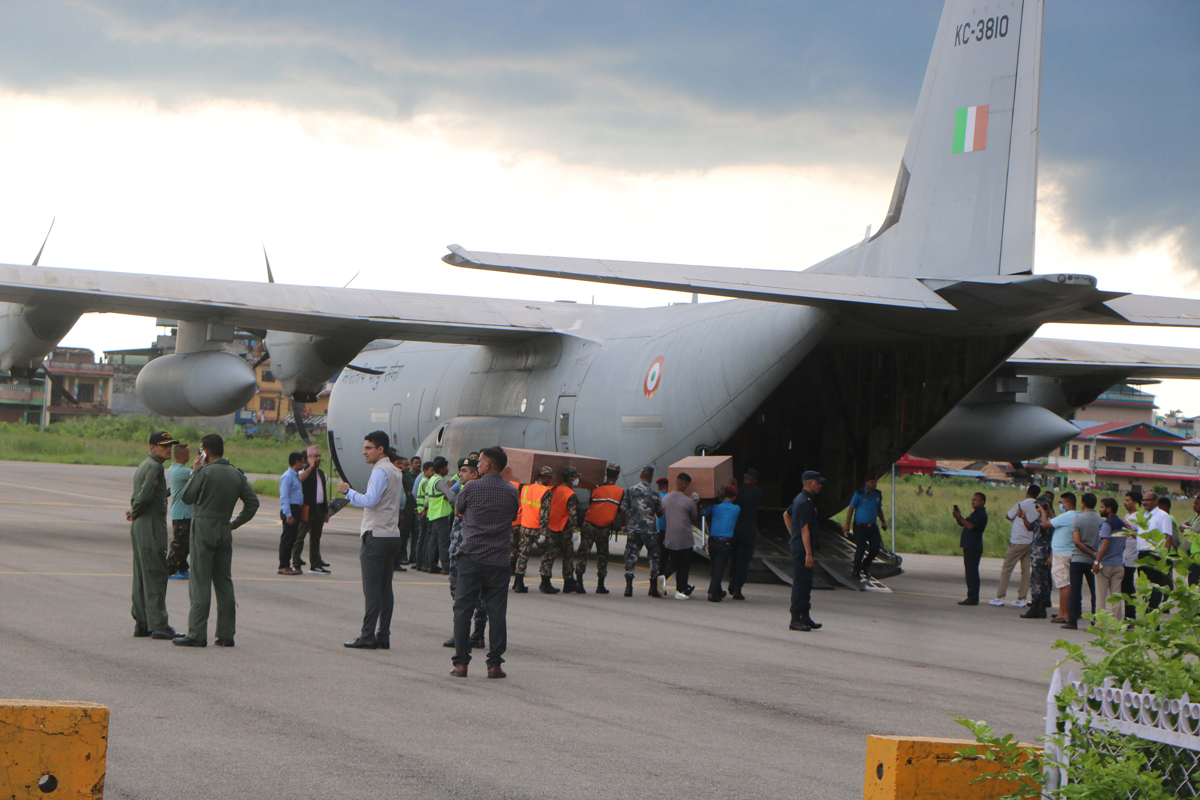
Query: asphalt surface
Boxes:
[{"xmin": 0, "ymin": 461, "xmax": 1070, "ymax": 799}]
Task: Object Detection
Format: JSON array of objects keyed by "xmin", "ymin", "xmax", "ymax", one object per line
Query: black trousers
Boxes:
[
  {"xmin": 399, "ymin": 506, "xmax": 413, "ymax": 564},
  {"xmin": 1122, "ymin": 565, "xmax": 1137, "ymax": 620},
  {"xmin": 1067, "ymin": 561, "xmax": 1097, "ymax": 626},
  {"xmin": 278, "ymin": 514, "xmax": 299, "ymax": 569},
  {"xmin": 430, "ymin": 515, "xmax": 452, "ymax": 571},
  {"xmin": 707, "ymin": 538, "xmax": 732, "ymax": 598},
  {"xmin": 852, "ymin": 522, "xmax": 883, "ymax": 574},
  {"xmin": 727, "ymin": 529, "xmax": 756, "ymax": 593},
  {"xmin": 660, "ymin": 546, "xmax": 693, "ymax": 593},
  {"xmin": 1140, "ymin": 553, "xmax": 1172, "ymax": 611},
  {"xmin": 790, "ymin": 548, "xmax": 813, "ymax": 617},
  {"xmin": 962, "ymin": 543, "xmax": 983, "ymax": 603},
  {"xmin": 453, "ymin": 555, "xmax": 508, "ymax": 667},
  {"xmin": 359, "ymin": 533, "xmax": 401, "ymax": 642},
  {"xmin": 413, "ymin": 516, "xmax": 429, "ymax": 570}
]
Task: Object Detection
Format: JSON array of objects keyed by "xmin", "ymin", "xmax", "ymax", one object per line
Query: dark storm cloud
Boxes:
[{"xmin": 1, "ymin": 1, "xmax": 1196, "ymax": 264}]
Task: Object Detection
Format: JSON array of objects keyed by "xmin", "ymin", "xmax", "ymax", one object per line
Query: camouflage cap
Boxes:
[
  {"xmin": 561, "ymin": 466, "xmax": 580, "ymax": 479},
  {"xmin": 537, "ymin": 466, "xmax": 554, "ymax": 478},
  {"xmin": 606, "ymin": 462, "xmax": 621, "ymax": 473}
]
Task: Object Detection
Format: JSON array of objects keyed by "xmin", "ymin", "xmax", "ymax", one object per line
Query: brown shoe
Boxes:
[
  {"xmin": 277, "ymin": 567, "xmax": 299, "ymax": 576},
  {"xmin": 449, "ymin": 664, "xmax": 468, "ymax": 678},
  {"xmin": 487, "ymin": 666, "xmax": 507, "ymax": 680}
]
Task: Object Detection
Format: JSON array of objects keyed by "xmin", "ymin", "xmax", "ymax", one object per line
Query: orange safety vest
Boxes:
[
  {"xmin": 518, "ymin": 483, "xmax": 550, "ymax": 529},
  {"xmin": 510, "ymin": 481, "xmax": 521, "ymax": 526},
  {"xmin": 549, "ymin": 484, "xmax": 575, "ymax": 532},
  {"xmin": 585, "ymin": 484, "xmax": 624, "ymax": 528}
]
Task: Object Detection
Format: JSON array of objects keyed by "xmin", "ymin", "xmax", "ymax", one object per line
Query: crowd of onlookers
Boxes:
[{"xmin": 953, "ymin": 483, "xmax": 1196, "ymax": 628}]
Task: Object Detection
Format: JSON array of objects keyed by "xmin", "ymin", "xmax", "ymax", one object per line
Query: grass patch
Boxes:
[
  {"xmin": 250, "ymin": 479, "xmax": 280, "ymax": 497},
  {"xmin": 0, "ymin": 417, "xmax": 304, "ymax": 474}
]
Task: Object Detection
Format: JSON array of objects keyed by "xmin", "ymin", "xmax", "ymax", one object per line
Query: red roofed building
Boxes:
[{"xmin": 1029, "ymin": 420, "xmax": 1200, "ymax": 495}]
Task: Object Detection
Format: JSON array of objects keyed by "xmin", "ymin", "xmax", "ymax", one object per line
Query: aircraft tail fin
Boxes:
[{"xmin": 812, "ymin": 0, "xmax": 1043, "ymax": 279}]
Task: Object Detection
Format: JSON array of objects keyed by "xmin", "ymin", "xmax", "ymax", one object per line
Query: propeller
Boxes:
[
  {"xmin": 292, "ymin": 399, "xmax": 312, "ymax": 446},
  {"xmin": 263, "ymin": 244, "xmax": 275, "ymax": 284},
  {"xmin": 344, "ymin": 364, "xmax": 383, "ymax": 375},
  {"xmin": 42, "ymin": 366, "xmax": 79, "ymax": 405},
  {"xmin": 32, "ymin": 218, "xmax": 55, "ymax": 266}
]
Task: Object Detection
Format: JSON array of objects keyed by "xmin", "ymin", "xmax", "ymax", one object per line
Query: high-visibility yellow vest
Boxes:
[{"xmin": 427, "ymin": 475, "xmax": 454, "ymax": 520}]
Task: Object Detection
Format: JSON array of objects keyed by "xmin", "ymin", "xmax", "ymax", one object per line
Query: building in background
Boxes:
[
  {"xmin": 1073, "ymin": 384, "xmax": 1156, "ymax": 426},
  {"xmin": 0, "ymin": 377, "xmax": 46, "ymax": 424},
  {"xmin": 1030, "ymin": 421, "xmax": 1200, "ymax": 495},
  {"xmin": 43, "ymin": 348, "xmax": 114, "ymax": 422}
]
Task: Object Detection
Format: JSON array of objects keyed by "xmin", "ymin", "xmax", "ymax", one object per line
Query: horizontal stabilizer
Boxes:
[
  {"xmin": 443, "ymin": 245, "xmax": 955, "ymax": 311},
  {"xmin": 1010, "ymin": 338, "xmax": 1200, "ymax": 380}
]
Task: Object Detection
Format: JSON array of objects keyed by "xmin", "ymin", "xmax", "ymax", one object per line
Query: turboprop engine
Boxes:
[
  {"xmin": 136, "ymin": 350, "xmax": 258, "ymax": 417},
  {"xmin": 909, "ymin": 402, "xmax": 1080, "ymax": 461},
  {"xmin": 265, "ymin": 331, "xmax": 373, "ymax": 402},
  {"xmin": 0, "ymin": 302, "xmax": 82, "ymax": 377}
]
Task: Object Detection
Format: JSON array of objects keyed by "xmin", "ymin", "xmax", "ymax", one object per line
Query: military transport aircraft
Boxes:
[{"xmin": 2, "ymin": 0, "xmax": 1199, "ymax": 586}]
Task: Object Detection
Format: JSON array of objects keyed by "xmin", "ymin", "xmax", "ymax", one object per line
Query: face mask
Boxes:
[
  {"xmin": 1058, "ymin": 503, "xmax": 1065, "ymax": 512},
  {"xmin": 571, "ymin": 478, "xmax": 579, "ymax": 487}
]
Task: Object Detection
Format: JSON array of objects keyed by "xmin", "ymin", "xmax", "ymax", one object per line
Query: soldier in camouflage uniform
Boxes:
[
  {"xmin": 541, "ymin": 466, "xmax": 581, "ymax": 593},
  {"xmin": 511, "ymin": 467, "xmax": 553, "ymax": 593},
  {"xmin": 574, "ymin": 462, "xmax": 624, "ymax": 594},
  {"xmin": 1022, "ymin": 491, "xmax": 1055, "ymax": 619},
  {"xmin": 621, "ymin": 465, "xmax": 665, "ymax": 598},
  {"xmin": 445, "ymin": 457, "xmax": 487, "ymax": 648},
  {"xmin": 128, "ymin": 431, "xmax": 182, "ymax": 639}
]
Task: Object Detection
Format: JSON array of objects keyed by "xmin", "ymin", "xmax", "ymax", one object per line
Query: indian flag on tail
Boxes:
[{"xmin": 952, "ymin": 105, "xmax": 989, "ymax": 153}]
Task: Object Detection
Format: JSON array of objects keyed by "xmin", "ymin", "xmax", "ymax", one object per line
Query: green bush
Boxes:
[{"xmin": 955, "ymin": 526, "xmax": 1200, "ymax": 798}]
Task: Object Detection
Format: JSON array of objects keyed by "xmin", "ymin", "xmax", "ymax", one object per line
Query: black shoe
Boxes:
[
  {"xmin": 513, "ymin": 575, "xmax": 528, "ymax": 593},
  {"xmin": 151, "ymin": 627, "xmax": 185, "ymax": 640},
  {"xmin": 1020, "ymin": 602, "xmax": 1047, "ymax": 619},
  {"xmin": 309, "ymin": 566, "xmax": 331, "ymax": 574},
  {"xmin": 395, "ymin": 565, "xmax": 407, "ymax": 572},
  {"xmin": 376, "ymin": 641, "xmax": 390, "ymax": 650},
  {"xmin": 344, "ymin": 637, "xmax": 378, "ymax": 649},
  {"xmin": 300, "ymin": 559, "xmax": 307, "ymax": 566},
  {"xmin": 443, "ymin": 637, "xmax": 455, "ymax": 648},
  {"xmin": 683, "ymin": 584, "xmax": 695, "ymax": 596},
  {"xmin": 731, "ymin": 591, "xmax": 745, "ymax": 600},
  {"xmin": 215, "ymin": 638, "xmax": 234, "ymax": 647},
  {"xmin": 539, "ymin": 576, "xmax": 561, "ymax": 594},
  {"xmin": 469, "ymin": 635, "xmax": 485, "ymax": 649},
  {"xmin": 802, "ymin": 616, "xmax": 822, "ymax": 630},
  {"xmin": 428, "ymin": 567, "xmax": 443, "ymax": 575},
  {"xmin": 1060, "ymin": 623, "xmax": 1079, "ymax": 630},
  {"xmin": 134, "ymin": 625, "xmax": 151, "ymax": 638},
  {"xmin": 574, "ymin": 574, "xmax": 587, "ymax": 594},
  {"xmin": 708, "ymin": 594, "xmax": 722, "ymax": 602},
  {"xmin": 624, "ymin": 576, "xmax": 633, "ymax": 597},
  {"xmin": 957, "ymin": 599, "xmax": 979, "ymax": 606},
  {"xmin": 562, "ymin": 576, "xmax": 577, "ymax": 594},
  {"xmin": 596, "ymin": 577, "xmax": 609, "ymax": 594},
  {"xmin": 648, "ymin": 581, "xmax": 662, "ymax": 598},
  {"xmin": 173, "ymin": 637, "xmax": 206, "ymax": 647},
  {"xmin": 788, "ymin": 618, "xmax": 812, "ymax": 632}
]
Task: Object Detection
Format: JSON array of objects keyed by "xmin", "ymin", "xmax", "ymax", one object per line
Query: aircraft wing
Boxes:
[
  {"xmin": 447, "ymin": 245, "xmax": 1200, "ymax": 332},
  {"xmin": 1008, "ymin": 338, "xmax": 1200, "ymax": 380},
  {"xmin": 0, "ymin": 262, "xmax": 568, "ymax": 345},
  {"xmin": 442, "ymin": 245, "xmax": 956, "ymax": 311}
]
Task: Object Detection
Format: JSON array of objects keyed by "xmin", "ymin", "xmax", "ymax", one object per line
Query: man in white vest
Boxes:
[{"xmin": 337, "ymin": 431, "xmax": 406, "ymax": 650}]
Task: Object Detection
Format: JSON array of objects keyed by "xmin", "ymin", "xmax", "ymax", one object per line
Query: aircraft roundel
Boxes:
[{"xmin": 643, "ymin": 356, "xmax": 664, "ymax": 399}]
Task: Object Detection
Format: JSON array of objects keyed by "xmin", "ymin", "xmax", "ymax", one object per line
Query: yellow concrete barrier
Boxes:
[
  {"xmin": 0, "ymin": 699, "xmax": 109, "ymax": 799},
  {"xmin": 864, "ymin": 734, "xmax": 1035, "ymax": 800}
]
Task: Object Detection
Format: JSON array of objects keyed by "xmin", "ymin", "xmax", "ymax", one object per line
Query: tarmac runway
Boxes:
[{"xmin": 0, "ymin": 461, "xmax": 1071, "ymax": 799}]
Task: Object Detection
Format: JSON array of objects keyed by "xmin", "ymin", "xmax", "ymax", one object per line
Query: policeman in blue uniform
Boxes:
[{"xmin": 783, "ymin": 470, "xmax": 825, "ymax": 632}]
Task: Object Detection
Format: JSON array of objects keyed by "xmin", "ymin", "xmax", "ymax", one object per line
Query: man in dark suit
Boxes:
[{"xmin": 296, "ymin": 445, "xmax": 332, "ymax": 574}]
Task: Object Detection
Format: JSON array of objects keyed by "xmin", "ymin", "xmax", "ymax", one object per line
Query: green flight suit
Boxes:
[
  {"xmin": 180, "ymin": 458, "xmax": 260, "ymax": 642},
  {"xmin": 130, "ymin": 453, "xmax": 171, "ymax": 633}
]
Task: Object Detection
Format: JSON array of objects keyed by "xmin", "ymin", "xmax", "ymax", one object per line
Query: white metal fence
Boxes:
[{"xmin": 1046, "ymin": 667, "xmax": 1200, "ymax": 796}]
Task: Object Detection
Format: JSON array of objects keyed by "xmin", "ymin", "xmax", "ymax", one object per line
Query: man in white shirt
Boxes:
[
  {"xmin": 991, "ymin": 484, "xmax": 1040, "ymax": 607},
  {"xmin": 337, "ymin": 431, "xmax": 406, "ymax": 650},
  {"xmin": 1141, "ymin": 492, "xmax": 1175, "ymax": 611}
]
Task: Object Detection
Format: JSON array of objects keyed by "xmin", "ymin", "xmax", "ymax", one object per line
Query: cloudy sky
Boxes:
[{"xmin": 1, "ymin": 1, "xmax": 1198, "ymax": 409}]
